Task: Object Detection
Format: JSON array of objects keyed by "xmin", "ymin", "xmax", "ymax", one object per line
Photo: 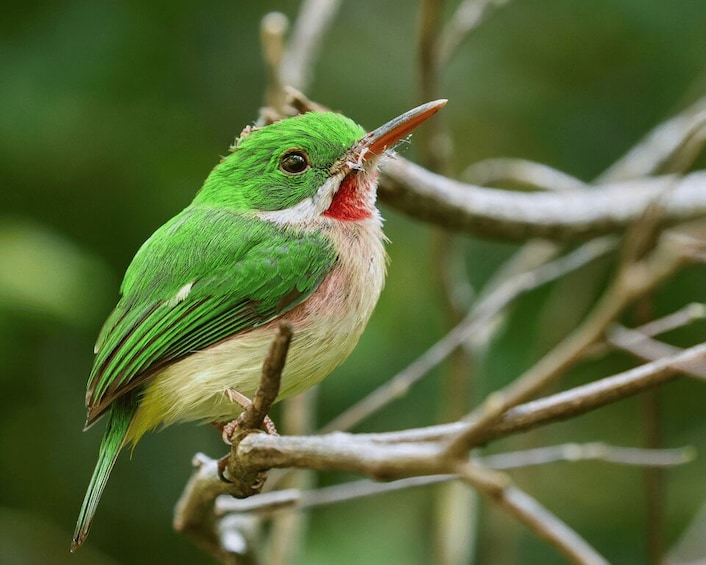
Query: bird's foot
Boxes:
[{"xmin": 219, "ymin": 388, "xmax": 278, "ymax": 445}]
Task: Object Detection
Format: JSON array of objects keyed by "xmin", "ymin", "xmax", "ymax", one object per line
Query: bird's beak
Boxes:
[{"xmin": 350, "ymin": 99, "xmax": 448, "ymax": 166}]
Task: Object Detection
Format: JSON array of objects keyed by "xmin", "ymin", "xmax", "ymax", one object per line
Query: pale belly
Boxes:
[{"xmin": 125, "ymin": 219, "xmax": 386, "ymax": 445}]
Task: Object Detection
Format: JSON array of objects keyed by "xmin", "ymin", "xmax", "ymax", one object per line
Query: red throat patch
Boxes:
[{"xmin": 324, "ymin": 174, "xmax": 373, "ymax": 221}]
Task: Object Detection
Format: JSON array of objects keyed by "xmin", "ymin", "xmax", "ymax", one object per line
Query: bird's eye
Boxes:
[{"xmin": 279, "ymin": 150, "xmax": 310, "ymax": 175}]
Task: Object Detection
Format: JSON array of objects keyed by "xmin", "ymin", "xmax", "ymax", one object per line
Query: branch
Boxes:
[
  {"xmin": 321, "ymin": 236, "xmax": 615, "ymax": 433},
  {"xmin": 216, "ymin": 443, "xmax": 691, "ymax": 517},
  {"xmin": 444, "ymin": 226, "xmax": 691, "ymax": 457},
  {"xmin": 238, "ymin": 322, "xmax": 292, "ymax": 432},
  {"xmin": 607, "ymin": 325, "xmax": 706, "ymax": 381},
  {"xmin": 438, "ymin": 0, "xmax": 511, "ymax": 67},
  {"xmin": 378, "ymin": 157, "xmax": 706, "ymax": 241},
  {"xmin": 367, "ymin": 340, "xmax": 706, "ymax": 445},
  {"xmin": 597, "ymin": 96, "xmax": 706, "ymax": 182},
  {"xmin": 456, "ymin": 463, "xmax": 609, "ymax": 565},
  {"xmin": 279, "ymin": 0, "xmax": 342, "ymax": 92},
  {"xmin": 174, "ymin": 454, "xmax": 259, "ymax": 565},
  {"xmin": 225, "ymin": 343, "xmax": 706, "ymax": 471},
  {"xmin": 462, "ymin": 158, "xmax": 587, "ymax": 192},
  {"xmin": 175, "ymin": 340, "xmax": 706, "ymax": 562}
]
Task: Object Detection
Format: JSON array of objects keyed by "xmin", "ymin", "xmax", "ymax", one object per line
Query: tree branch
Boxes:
[
  {"xmin": 456, "ymin": 462, "xmax": 609, "ymax": 565},
  {"xmin": 379, "ymin": 157, "xmax": 706, "ymax": 241}
]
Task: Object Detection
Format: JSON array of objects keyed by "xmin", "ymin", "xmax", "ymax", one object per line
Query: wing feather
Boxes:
[{"xmin": 85, "ymin": 206, "xmax": 336, "ymax": 425}]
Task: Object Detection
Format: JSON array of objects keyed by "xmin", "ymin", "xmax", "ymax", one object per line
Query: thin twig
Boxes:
[
  {"xmin": 597, "ymin": 97, "xmax": 706, "ymax": 182},
  {"xmin": 438, "ymin": 0, "xmax": 511, "ymax": 66},
  {"xmin": 279, "ymin": 0, "xmax": 342, "ymax": 92},
  {"xmin": 444, "ymin": 227, "xmax": 689, "ymax": 458},
  {"xmin": 482, "ymin": 443, "xmax": 694, "ymax": 470},
  {"xmin": 586, "ymin": 302, "xmax": 706, "ymax": 359},
  {"xmin": 462, "ymin": 158, "xmax": 587, "ymax": 192},
  {"xmin": 321, "ymin": 237, "xmax": 615, "ymax": 433},
  {"xmin": 383, "ymin": 341, "xmax": 706, "ymax": 446},
  {"xmin": 238, "ymin": 322, "xmax": 293, "ymax": 432},
  {"xmin": 456, "ymin": 462, "xmax": 609, "ymax": 565},
  {"xmin": 607, "ymin": 325, "xmax": 706, "ymax": 380}
]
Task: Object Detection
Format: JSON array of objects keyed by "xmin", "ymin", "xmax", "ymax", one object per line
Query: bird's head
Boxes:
[{"xmin": 194, "ymin": 100, "xmax": 447, "ymax": 225}]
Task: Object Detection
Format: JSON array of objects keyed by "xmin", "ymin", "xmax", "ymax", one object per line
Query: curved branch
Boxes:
[{"xmin": 379, "ymin": 157, "xmax": 706, "ymax": 241}]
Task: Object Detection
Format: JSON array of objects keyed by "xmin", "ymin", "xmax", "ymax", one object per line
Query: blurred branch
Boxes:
[
  {"xmin": 456, "ymin": 462, "xmax": 609, "ymax": 565},
  {"xmin": 597, "ymin": 96, "xmax": 706, "ymax": 182},
  {"xmin": 321, "ymin": 236, "xmax": 615, "ymax": 433},
  {"xmin": 481, "ymin": 443, "xmax": 694, "ymax": 470},
  {"xmin": 607, "ymin": 325, "xmax": 706, "ymax": 381},
  {"xmin": 439, "ymin": 0, "xmax": 510, "ymax": 66},
  {"xmin": 445, "ymin": 221, "xmax": 694, "ymax": 457},
  {"xmin": 279, "ymin": 0, "xmax": 341, "ymax": 92},
  {"xmin": 586, "ymin": 302, "xmax": 706, "ymax": 358},
  {"xmin": 462, "ymin": 158, "xmax": 587, "ymax": 191}
]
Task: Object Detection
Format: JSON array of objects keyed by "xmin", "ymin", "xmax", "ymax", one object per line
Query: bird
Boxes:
[{"xmin": 71, "ymin": 99, "xmax": 447, "ymax": 551}]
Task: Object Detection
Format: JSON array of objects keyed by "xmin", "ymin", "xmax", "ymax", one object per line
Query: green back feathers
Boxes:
[{"xmin": 195, "ymin": 112, "xmax": 366, "ymax": 210}]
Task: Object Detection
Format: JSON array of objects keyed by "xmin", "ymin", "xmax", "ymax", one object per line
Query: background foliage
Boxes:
[{"xmin": 2, "ymin": 1, "xmax": 706, "ymax": 563}]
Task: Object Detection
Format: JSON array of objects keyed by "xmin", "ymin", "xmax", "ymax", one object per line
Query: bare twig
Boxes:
[
  {"xmin": 584, "ymin": 302, "xmax": 706, "ymax": 359},
  {"xmin": 438, "ymin": 0, "xmax": 510, "ymax": 66},
  {"xmin": 237, "ymin": 322, "xmax": 293, "ymax": 433},
  {"xmin": 462, "ymin": 158, "xmax": 587, "ymax": 192},
  {"xmin": 607, "ymin": 325, "xmax": 706, "ymax": 380},
  {"xmin": 629, "ymin": 302, "xmax": 706, "ymax": 338},
  {"xmin": 597, "ymin": 96, "xmax": 706, "ymax": 182},
  {"xmin": 321, "ymin": 237, "xmax": 615, "ymax": 433},
  {"xmin": 279, "ymin": 0, "xmax": 342, "ymax": 92},
  {"xmin": 482, "ymin": 443, "xmax": 694, "ymax": 470},
  {"xmin": 477, "ymin": 342, "xmax": 706, "ymax": 445},
  {"xmin": 444, "ymin": 228, "xmax": 690, "ymax": 458},
  {"xmin": 456, "ymin": 462, "xmax": 609, "ymax": 565},
  {"xmin": 385, "ymin": 341, "xmax": 706, "ymax": 446},
  {"xmin": 174, "ymin": 453, "xmax": 260, "ymax": 565}
]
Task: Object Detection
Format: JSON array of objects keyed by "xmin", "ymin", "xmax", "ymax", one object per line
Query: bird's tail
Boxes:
[{"xmin": 71, "ymin": 397, "xmax": 136, "ymax": 552}]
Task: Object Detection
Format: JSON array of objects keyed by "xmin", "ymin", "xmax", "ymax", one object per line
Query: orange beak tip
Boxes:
[{"xmin": 362, "ymin": 99, "xmax": 448, "ymax": 158}]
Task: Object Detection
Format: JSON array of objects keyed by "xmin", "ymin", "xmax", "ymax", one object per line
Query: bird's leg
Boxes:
[{"xmin": 219, "ymin": 388, "xmax": 278, "ymax": 445}]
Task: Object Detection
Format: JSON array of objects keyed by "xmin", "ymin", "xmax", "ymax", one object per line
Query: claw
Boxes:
[{"xmin": 217, "ymin": 454, "xmax": 233, "ymax": 483}]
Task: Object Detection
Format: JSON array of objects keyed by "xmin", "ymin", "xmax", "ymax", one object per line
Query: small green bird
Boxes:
[{"xmin": 71, "ymin": 99, "xmax": 446, "ymax": 550}]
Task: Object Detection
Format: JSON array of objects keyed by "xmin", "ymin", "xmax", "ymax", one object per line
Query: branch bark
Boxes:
[{"xmin": 379, "ymin": 157, "xmax": 706, "ymax": 241}]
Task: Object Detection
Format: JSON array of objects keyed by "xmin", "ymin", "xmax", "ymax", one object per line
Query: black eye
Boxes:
[{"xmin": 280, "ymin": 150, "xmax": 310, "ymax": 175}]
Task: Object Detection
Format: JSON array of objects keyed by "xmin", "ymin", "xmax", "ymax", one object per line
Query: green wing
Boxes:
[{"xmin": 84, "ymin": 206, "xmax": 336, "ymax": 426}]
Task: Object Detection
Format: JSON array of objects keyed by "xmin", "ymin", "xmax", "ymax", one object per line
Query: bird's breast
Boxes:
[{"xmin": 126, "ymin": 216, "xmax": 386, "ymax": 444}]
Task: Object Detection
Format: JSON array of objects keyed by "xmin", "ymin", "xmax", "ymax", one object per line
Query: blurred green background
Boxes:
[{"xmin": 2, "ymin": 1, "xmax": 706, "ymax": 563}]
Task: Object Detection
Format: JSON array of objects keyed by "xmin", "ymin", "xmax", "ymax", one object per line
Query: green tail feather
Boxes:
[{"xmin": 71, "ymin": 396, "xmax": 137, "ymax": 552}]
